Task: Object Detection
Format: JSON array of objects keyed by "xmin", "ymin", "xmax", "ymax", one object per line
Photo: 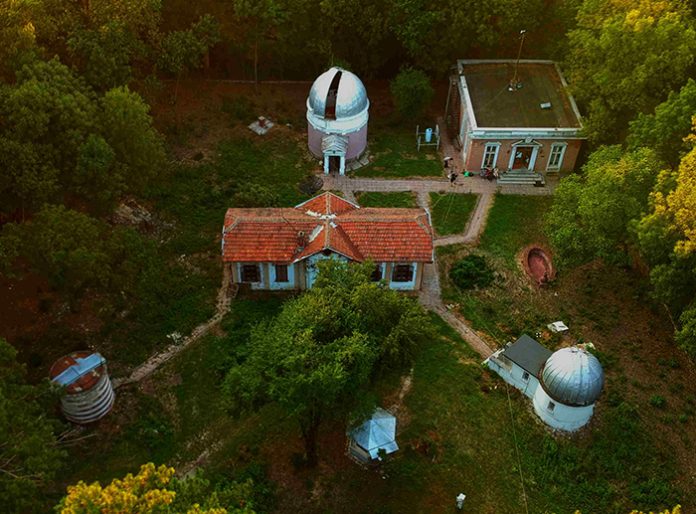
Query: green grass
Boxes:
[
  {"xmin": 355, "ymin": 191, "xmax": 417, "ymax": 208},
  {"xmin": 102, "ymin": 135, "xmax": 313, "ymax": 368},
  {"xmin": 355, "ymin": 125, "xmax": 442, "ymax": 178},
  {"xmin": 429, "ymin": 193, "xmax": 478, "ymax": 236},
  {"xmin": 479, "ymin": 194, "xmax": 553, "ymax": 264}
]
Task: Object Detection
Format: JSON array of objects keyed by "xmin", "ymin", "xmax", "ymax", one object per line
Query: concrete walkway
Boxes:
[{"xmin": 434, "ymin": 192, "xmax": 495, "ymax": 247}]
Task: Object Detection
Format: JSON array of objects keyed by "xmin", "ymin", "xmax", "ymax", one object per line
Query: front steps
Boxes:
[{"xmin": 496, "ymin": 169, "xmax": 545, "ymax": 186}]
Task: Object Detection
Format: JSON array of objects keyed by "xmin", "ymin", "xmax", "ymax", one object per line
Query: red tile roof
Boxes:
[{"xmin": 222, "ymin": 192, "xmax": 433, "ymax": 263}]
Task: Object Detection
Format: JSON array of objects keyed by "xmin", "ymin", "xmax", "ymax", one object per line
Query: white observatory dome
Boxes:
[
  {"xmin": 307, "ymin": 67, "xmax": 369, "ymax": 119},
  {"xmin": 541, "ymin": 347, "xmax": 604, "ymax": 406}
]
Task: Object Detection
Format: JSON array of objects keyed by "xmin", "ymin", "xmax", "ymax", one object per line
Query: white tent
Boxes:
[{"xmin": 348, "ymin": 408, "xmax": 398, "ymax": 462}]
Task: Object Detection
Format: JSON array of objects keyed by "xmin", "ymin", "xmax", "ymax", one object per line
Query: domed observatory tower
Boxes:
[
  {"xmin": 533, "ymin": 347, "xmax": 604, "ymax": 431},
  {"xmin": 307, "ymin": 67, "xmax": 369, "ymax": 175}
]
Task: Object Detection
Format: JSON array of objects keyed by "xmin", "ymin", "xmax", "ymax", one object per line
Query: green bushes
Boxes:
[
  {"xmin": 390, "ymin": 68, "xmax": 433, "ymax": 120},
  {"xmin": 449, "ymin": 254, "xmax": 494, "ymax": 290}
]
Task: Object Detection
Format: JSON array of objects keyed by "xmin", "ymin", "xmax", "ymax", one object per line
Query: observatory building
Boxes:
[
  {"xmin": 306, "ymin": 67, "xmax": 369, "ymax": 175},
  {"xmin": 486, "ymin": 336, "xmax": 604, "ymax": 431},
  {"xmin": 50, "ymin": 351, "xmax": 115, "ymax": 424}
]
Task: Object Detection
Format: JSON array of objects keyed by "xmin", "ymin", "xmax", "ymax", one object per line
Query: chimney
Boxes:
[{"xmin": 297, "ymin": 230, "xmax": 308, "ymax": 250}]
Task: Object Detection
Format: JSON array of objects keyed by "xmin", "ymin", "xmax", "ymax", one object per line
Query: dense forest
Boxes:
[{"xmin": 1, "ymin": 0, "xmax": 696, "ymax": 512}]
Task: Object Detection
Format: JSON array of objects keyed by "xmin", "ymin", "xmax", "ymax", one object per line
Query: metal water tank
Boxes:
[{"xmin": 49, "ymin": 351, "xmax": 115, "ymax": 424}]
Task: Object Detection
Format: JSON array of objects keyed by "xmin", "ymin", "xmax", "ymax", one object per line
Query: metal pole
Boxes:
[{"xmin": 511, "ymin": 29, "xmax": 527, "ymax": 89}]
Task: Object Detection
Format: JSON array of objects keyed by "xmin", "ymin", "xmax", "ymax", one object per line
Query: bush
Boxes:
[
  {"xmin": 650, "ymin": 395, "xmax": 667, "ymax": 409},
  {"xmin": 449, "ymin": 254, "xmax": 495, "ymax": 290},
  {"xmin": 231, "ymin": 182, "xmax": 280, "ymax": 208},
  {"xmin": 390, "ymin": 67, "xmax": 433, "ymax": 120},
  {"xmin": 221, "ymin": 95, "xmax": 255, "ymax": 123}
]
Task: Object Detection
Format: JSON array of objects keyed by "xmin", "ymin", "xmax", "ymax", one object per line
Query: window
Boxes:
[
  {"xmin": 392, "ymin": 264, "xmax": 414, "ymax": 283},
  {"xmin": 274, "ymin": 264, "xmax": 289, "ymax": 283},
  {"xmin": 482, "ymin": 143, "xmax": 500, "ymax": 168},
  {"xmin": 522, "ymin": 371, "xmax": 530, "ymax": 382},
  {"xmin": 547, "ymin": 143, "xmax": 566, "ymax": 170},
  {"xmin": 241, "ymin": 264, "xmax": 260, "ymax": 283},
  {"xmin": 547, "ymin": 401, "xmax": 555, "ymax": 412},
  {"xmin": 371, "ymin": 264, "xmax": 383, "ymax": 282}
]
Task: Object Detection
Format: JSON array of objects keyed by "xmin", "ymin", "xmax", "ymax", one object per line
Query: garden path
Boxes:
[{"xmin": 112, "ymin": 267, "xmax": 234, "ymax": 389}]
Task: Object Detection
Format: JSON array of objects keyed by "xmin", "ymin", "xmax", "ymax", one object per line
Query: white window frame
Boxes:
[
  {"xmin": 481, "ymin": 142, "xmax": 501, "ymax": 169},
  {"xmin": 547, "ymin": 143, "xmax": 567, "ymax": 171}
]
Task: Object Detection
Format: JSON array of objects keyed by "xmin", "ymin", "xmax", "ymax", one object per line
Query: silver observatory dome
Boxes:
[
  {"xmin": 307, "ymin": 67, "xmax": 369, "ymax": 119},
  {"xmin": 541, "ymin": 347, "xmax": 604, "ymax": 406}
]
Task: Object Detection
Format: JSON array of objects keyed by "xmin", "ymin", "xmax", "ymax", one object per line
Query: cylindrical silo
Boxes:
[{"xmin": 49, "ymin": 351, "xmax": 115, "ymax": 424}]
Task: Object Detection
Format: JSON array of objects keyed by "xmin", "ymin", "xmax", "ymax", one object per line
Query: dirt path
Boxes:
[
  {"xmin": 433, "ymin": 192, "xmax": 495, "ymax": 247},
  {"xmin": 112, "ymin": 267, "xmax": 234, "ymax": 388}
]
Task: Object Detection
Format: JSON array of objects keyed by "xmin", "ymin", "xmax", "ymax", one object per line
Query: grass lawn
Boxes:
[
  {"xmin": 479, "ymin": 194, "xmax": 553, "ymax": 265},
  {"xmin": 435, "ymin": 195, "xmax": 694, "ymax": 512},
  {"xmin": 429, "ymin": 193, "xmax": 479, "ymax": 236},
  {"xmin": 355, "ymin": 124, "xmax": 442, "ymax": 178},
  {"xmin": 355, "ymin": 191, "xmax": 417, "ymax": 208}
]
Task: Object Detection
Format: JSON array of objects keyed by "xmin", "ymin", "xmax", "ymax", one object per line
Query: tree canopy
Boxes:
[
  {"xmin": 56, "ymin": 463, "xmax": 256, "ymax": 514},
  {"xmin": 0, "ymin": 338, "xmax": 64, "ymax": 513},
  {"xmin": 223, "ymin": 260, "xmax": 432, "ymax": 465},
  {"xmin": 566, "ymin": 0, "xmax": 696, "ymax": 144}
]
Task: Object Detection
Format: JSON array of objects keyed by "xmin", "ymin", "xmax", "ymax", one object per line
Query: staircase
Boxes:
[{"xmin": 496, "ymin": 169, "xmax": 545, "ymax": 186}]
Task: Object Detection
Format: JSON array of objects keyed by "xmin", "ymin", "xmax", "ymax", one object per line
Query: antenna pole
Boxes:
[{"xmin": 510, "ymin": 29, "xmax": 527, "ymax": 91}]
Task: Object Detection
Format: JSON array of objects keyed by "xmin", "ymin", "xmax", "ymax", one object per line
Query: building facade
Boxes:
[
  {"xmin": 222, "ymin": 192, "xmax": 433, "ymax": 291},
  {"xmin": 450, "ymin": 60, "xmax": 585, "ymax": 175},
  {"xmin": 486, "ymin": 336, "xmax": 604, "ymax": 432}
]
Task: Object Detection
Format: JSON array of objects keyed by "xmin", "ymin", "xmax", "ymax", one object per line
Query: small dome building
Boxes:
[
  {"xmin": 307, "ymin": 67, "xmax": 369, "ymax": 175},
  {"xmin": 532, "ymin": 347, "xmax": 604, "ymax": 431}
]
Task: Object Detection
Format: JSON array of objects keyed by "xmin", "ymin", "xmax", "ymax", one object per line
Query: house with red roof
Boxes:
[{"xmin": 222, "ymin": 192, "xmax": 434, "ymax": 291}]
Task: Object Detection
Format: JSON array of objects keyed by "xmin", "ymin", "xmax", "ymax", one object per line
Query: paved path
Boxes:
[
  {"xmin": 434, "ymin": 192, "xmax": 495, "ymax": 247},
  {"xmin": 113, "ymin": 267, "xmax": 234, "ymax": 388}
]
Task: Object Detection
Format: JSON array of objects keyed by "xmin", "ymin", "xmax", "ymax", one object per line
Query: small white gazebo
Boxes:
[{"xmin": 348, "ymin": 408, "xmax": 398, "ymax": 462}]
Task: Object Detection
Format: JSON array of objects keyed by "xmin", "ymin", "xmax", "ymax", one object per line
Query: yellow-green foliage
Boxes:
[{"xmin": 56, "ymin": 463, "xmax": 229, "ymax": 514}]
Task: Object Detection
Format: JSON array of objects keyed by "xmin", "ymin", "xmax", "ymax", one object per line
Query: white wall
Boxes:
[
  {"xmin": 532, "ymin": 385, "xmax": 595, "ymax": 432},
  {"xmin": 485, "ymin": 351, "xmax": 539, "ymax": 398}
]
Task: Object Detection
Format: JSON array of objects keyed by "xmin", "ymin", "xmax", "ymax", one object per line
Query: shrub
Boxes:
[
  {"xmin": 650, "ymin": 395, "xmax": 667, "ymax": 409},
  {"xmin": 221, "ymin": 95, "xmax": 256, "ymax": 123},
  {"xmin": 231, "ymin": 182, "xmax": 280, "ymax": 208},
  {"xmin": 449, "ymin": 254, "xmax": 495, "ymax": 290},
  {"xmin": 390, "ymin": 67, "xmax": 434, "ymax": 120}
]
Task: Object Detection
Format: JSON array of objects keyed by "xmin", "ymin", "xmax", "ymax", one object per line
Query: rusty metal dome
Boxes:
[{"xmin": 541, "ymin": 347, "xmax": 604, "ymax": 406}]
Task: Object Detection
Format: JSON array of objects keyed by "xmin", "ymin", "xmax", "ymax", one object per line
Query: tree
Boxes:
[
  {"xmin": 566, "ymin": 0, "xmax": 696, "ymax": 144},
  {"xmin": 231, "ymin": 1, "xmax": 284, "ymax": 88},
  {"xmin": 547, "ymin": 146, "xmax": 663, "ymax": 265},
  {"xmin": 636, "ymin": 132, "xmax": 696, "ymax": 353},
  {"xmin": 0, "ymin": 205, "xmax": 108, "ymax": 302},
  {"xmin": 99, "ymin": 86, "xmax": 166, "ymax": 194},
  {"xmin": 73, "ymin": 134, "xmax": 123, "ymax": 212},
  {"xmin": 158, "ymin": 15, "xmax": 221, "ymax": 102},
  {"xmin": 390, "ymin": 67, "xmax": 434, "ymax": 120},
  {"xmin": 0, "ymin": 338, "xmax": 64, "ymax": 513},
  {"xmin": 628, "ymin": 80, "xmax": 696, "ymax": 166},
  {"xmin": 56, "ymin": 462, "xmax": 255, "ymax": 513},
  {"xmin": 223, "ymin": 260, "xmax": 432, "ymax": 465}
]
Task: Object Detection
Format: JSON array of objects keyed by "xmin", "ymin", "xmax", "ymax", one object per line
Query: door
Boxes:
[
  {"xmin": 512, "ymin": 146, "xmax": 533, "ymax": 169},
  {"xmin": 329, "ymin": 155, "xmax": 340, "ymax": 172}
]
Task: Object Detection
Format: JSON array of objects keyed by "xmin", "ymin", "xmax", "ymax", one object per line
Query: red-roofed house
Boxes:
[{"xmin": 222, "ymin": 192, "xmax": 434, "ymax": 291}]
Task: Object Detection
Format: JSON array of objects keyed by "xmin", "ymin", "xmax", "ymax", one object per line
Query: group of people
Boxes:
[{"xmin": 443, "ymin": 156, "xmax": 499, "ymax": 184}]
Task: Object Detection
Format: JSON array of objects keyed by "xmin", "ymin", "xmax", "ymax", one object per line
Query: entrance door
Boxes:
[
  {"xmin": 512, "ymin": 146, "xmax": 534, "ymax": 169},
  {"xmin": 329, "ymin": 155, "xmax": 340, "ymax": 172}
]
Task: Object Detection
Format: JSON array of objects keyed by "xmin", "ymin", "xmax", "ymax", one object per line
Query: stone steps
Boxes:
[{"xmin": 497, "ymin": 169, "xmax": 544, "ymax": 186}]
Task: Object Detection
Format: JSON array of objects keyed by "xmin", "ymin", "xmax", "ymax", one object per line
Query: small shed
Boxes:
[
  {"xmin": 348, "ymin": 408, "xmax": 398, "ymax": 462},
  {"xmin": 485, "ymin": 334, "xmax": 552, "ymax": 398}
]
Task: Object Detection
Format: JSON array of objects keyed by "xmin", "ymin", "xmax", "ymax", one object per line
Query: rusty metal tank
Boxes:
[{"xmin": 49, "ymin": 351, "xmax": 115, "ymax": 424}]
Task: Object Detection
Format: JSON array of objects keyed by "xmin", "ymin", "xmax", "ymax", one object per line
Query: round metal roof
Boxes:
[
  {"xmin": 308, "ymin": 67, "xmax": 368, "ymax": 119},
  {"xmin": 541, "ymin": 347, "xmax": 604, "ymax": 406}
]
